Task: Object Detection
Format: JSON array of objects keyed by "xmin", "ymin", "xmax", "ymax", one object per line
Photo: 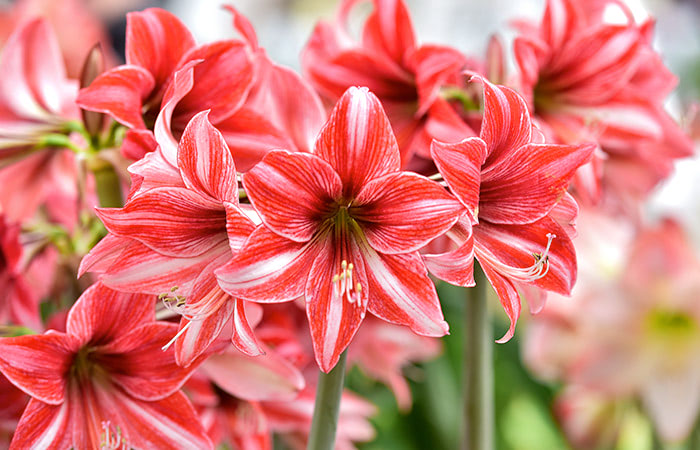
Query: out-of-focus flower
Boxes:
[
  {"xmin": 427, "ymin": 76, "xmax": 594, "ymax": 341},
  {"xmin": 524, "ymin": 217, "xmax": 700, "ymax": 443},
  {"xmin": 0, "ymin": 18, "xmax": 81, "ymax": 223},
  {"xmin": 0, "ymin": 373, "xmax": 28, "ymax": 448},
  {"xmin": 0, "ymin": 0, "xmax": 114, "ymax": 78},
  {"xmin": 349, "ymin": 316, "xmax": 441, "ymax": 410},
  {"xmin": 216, "ymin": 87, "xmax": 463, "ymax": 372},
  {"xmin": 81, "ymin": 111, "xmax": 262, "ymax": 367},
  {"xmin": 513, "ymin": 0, "xmax": 693, "ymax": 207},
  {"xmin": 302, "ymin": 0, "xmax": 474, "ymax": 168},
  {"xmin": 0, "ymin": 283, "xmax": 212, "ymax": 448}
]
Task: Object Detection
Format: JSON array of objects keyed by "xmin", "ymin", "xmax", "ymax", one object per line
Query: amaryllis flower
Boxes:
[
  {"xmin": 78, "ymin": 7, "xmax": 325, "ymax": 168},
  {"xmin": 302, "ymin": 0, "xmax": 474, "ymax": 167},
  {"xmin": 0, "ymin": 18, "xmax": 81, "ymax": 223},
  {"xmin": 216, "ymin": 86, "xmax": 463, "ymax": 372},
  {"xmin": 513, "ymin": 0, "xmax": 693, "ymax": 206},
  {"xmin": 0, "ymin": 283, "xmax": 212, "ymax": 448},
  {"xmin": 427, "ymin": 76, "xmax": 594, "ymax": 341},
  {"xmin": 81, "ymin": 110, "xmax": 262, "ymax": 367}
]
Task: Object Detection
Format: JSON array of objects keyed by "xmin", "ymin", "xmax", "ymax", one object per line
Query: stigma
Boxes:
[{"xmin": 332, "ymin": 260, "xmax": 364, "ymax": 307}]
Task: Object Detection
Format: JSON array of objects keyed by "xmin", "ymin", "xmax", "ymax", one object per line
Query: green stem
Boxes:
[
  {"xmin": 89, "ymin": 158, "xmax": 123, "ymax": 208},
  {"xmin": 307, "ymin": 350, "xmax": 348, "ymax": 450},
  {"xmin": 464, "ymin": 262, "xmax": 494, "ymax": 450}
]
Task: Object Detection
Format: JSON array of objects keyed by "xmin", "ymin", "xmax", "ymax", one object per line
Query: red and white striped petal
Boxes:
[
  {"xmin": 231, "ymin": 298, "xmax": 265, "ymax": 356},
  {"xmin": 216, "ymin": 226, "xmax": 321, "ymax": 303},
  {"xmin": 478, "ymin": 262, "xmax": 521, "ymax": 343},
  {"xmin": 361, "ymin": 0, "xmax": 417, "ymax": 66},
  {"xmin": 178, "ymin": 111, "xmax": 238, "ymax": 203},
  {"xmin": 479, "ymin": 142, "xmax": 594, "ymax": 225},
  {"xmin": 243, "ymin": 150, "xmax": 341, "ymax": 242},
  {"xmin": 475, "ymin": 76, "xmax": 532, "ymax": 166},
  {"xmin": 202, "ymin": 348, "xmax": 305, "ymax": 401},
  {"xmin": 359, "ymin": 243, "xmax": 448, "ymax": 337},
  {"xmin": 175, "ymin": 303, "xmax": 234, "ymax": 368},
  {"xmin": 306, "ymin": 235, "xmax": 368, "ymax": 372},
  {"xmin": 76, "ymin": 65, "xmax": 155, "ymax": 129},
  {"xmin": 0, "ymin": 333, "xmax": 76, "ymax": 405},
  {"xmin": 125, "ymin": 8, "xmax": 195, "ymax": 89},
  {"xmin": 90, "ymin": 238, "xmax": 215, "ymax": 295},
  {"xmin": 354, "ymin": 171, "xmax": 463, "ymax": 254},
  {"xmin": 430, "ymin": 137, "xmax": 487, "ymax": 220},
  {"xmin": 66, "ymin": 283, "xmax": 154, "ymax": 347},
  {"xmin": 314, "ymin": 87, "xmax": 401, "ymax": 199},
  {"xmin": 97, "ymin": 187, "xmax": 227, "ymax": 258}
]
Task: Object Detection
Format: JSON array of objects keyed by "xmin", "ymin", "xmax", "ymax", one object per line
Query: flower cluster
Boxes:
[{"xmin": 0, "ymin": 0, "xmax": 692, "ymax": 447}]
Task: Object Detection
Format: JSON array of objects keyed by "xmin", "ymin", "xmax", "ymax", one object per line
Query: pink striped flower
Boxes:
[
  {"xmin": 427, "ymin": 76, "xmax": 594, "ymax": 341},
  {"xmin": 216, "ymin": 87, "xmax": 464, "ymax": 372},
  {"xmin": 513, "ymin": 0, "xmax": 693, "ymax": 205},
  {"xmin": 0, "ymin": 283, "xmax": 211, "ymax": 449}
]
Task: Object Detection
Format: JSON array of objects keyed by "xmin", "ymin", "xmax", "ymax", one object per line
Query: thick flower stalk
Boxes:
[
  {"xmin": 217, "ymin": 86, "xmax": 464, "ymax": 372},
  {"xmin": 0, "ymin": 283, "xmax": 212, "ymax": 448}
]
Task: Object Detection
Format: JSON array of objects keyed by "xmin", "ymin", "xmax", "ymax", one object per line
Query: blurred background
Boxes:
[{"xmin": 2, "ymin": 0, "xmax": 699, "ymax": 448}]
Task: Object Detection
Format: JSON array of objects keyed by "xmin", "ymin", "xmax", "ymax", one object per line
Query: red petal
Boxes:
[
  {"xmin": 99, "ymin": 322, "xmax": 201, "ymax": 401},
  {"xmin": 66, "ymin": 283, "xmax": 154, "ymax": 346},
  {"xmin": 474, "ymin": 217, "xmax": 577, "ymax": 297},
  {"xmin": 354, "ymin": 171, "xmax": 463, "ymax": 254},
  {"xmin": 121, "ymin": 128, "xmax": 157, "ymax": 161},
  {"xmin": 91, "ymin": 238, "xmax": 216, "ymax": 295},
  {"xmin": 361, "ymin": 0, "xmax": 417, "ymax": 65},
  {"xmin": 216, "ymin": 226, "xmax": 320, "ymax": 302},
  {"xmin": 0, "ymin": 333, "xmax": 76, "ymax": 405},
  {"xmin": 475, "ymin": 76, "xmax": 532, "ymax": 166},
  {"xmin": 125, "ymin": 8, "xmax": 195, "ymax": 89},
  {"xmin": 423, "ymin": 217, "xmax": 475, "ymax": 287},
  {"xmin": 178, "ymin": 111, "xmax": 238, "ymax": 203},
  {"xmin": 97, "ymin": 187, "xmax": 227, "ymax": 258},
  {"xmin": 175, "ymin": 303, "xmax": 234, "ymax": 368},
  {"xmin": 480, "ymin": 142, "xmax": 594, "ymax": 224},
  {"xmin": 478, "ymin": 263, "xmax": 521, "ymax": 343},
  {"xmin": 202, "ymin": 348, "xmax": 305, "ymax": 401},
  {"xmin": 244, "ymin": 61, "xmax": 326, "ymax": 155},
  {"xmin": 315, "ymin": 87, "xmax": 400, "ymax": 198},
  {"xmin": 243, "ymin": 150, "xmax": 341, "ymax": 242},
  {"xmin": 412, "ymin": 44, "xmax": 467, "ymax": 114},
  {"xmin": 174, "ymin": 41, "xmax": 255, "ymax": 128},
  {"xmin": 359, "ymin": 244, "xmax": 448, "ymax": 337},
  {"xmin": 306, "ymin": 235, "xmax": 368, "ymax": 372},
  {"xmin": 430, "ymin": 137, "xmax": 487, "ymax": 220},
  {"xmin": 231, "ymin": 298, "xmax": 265, "ymax": 356},
  {"xmin": 9, "ymin": 399, "xmax": 71, "ymax": 448},
  {"xmin": 76, "ymin": 65, "xmax": 155, "ymax": 129}
]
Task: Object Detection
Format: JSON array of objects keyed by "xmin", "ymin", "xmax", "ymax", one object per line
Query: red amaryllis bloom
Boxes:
[
  {"xmin": 216, "ymin": 87, "xmax": 463, "ymax": 372},
  {"xmin": 428, "ymin": 76, "xmax": 594, "ymax": 341},
  {"xmin": 302, "ymin": 0, "xmax": 474, "ymax": 167},
  {"xmin": 0, "ymin": 18, "xmax": 81, "ymax": 223},
  {"xmin": 0, "ymin": 283, "xmax": 211, "ymax": 449},
  {"xmin": 513, "ymin": 0, "xmax": 693, "ymax": 206},
  {"xmin": 78, "ymin": 7, "xmax": 325, "ymax": 168},
  {"xmin": 81, "ymin": 110, "xmax": 262, "ymax": 367}
]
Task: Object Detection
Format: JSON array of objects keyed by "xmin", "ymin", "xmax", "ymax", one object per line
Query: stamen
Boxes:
[
  {"xmin": 161, "ymin": 321, "xmax": 192, "ymax": 351},
  {"xmin": 159, "ymin": 285, "xmax": 228, "ymax": 322},
  {"xmin": 100, "ymin": 421, "xmax": 128, "ymax": 450},
  {"xmin": 476, "ymin": 233, "xmax": 556, "ymax": 283},
  {"xmin": 332, "ymin": 259, "xmax": 363, "ymax": 307}
]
